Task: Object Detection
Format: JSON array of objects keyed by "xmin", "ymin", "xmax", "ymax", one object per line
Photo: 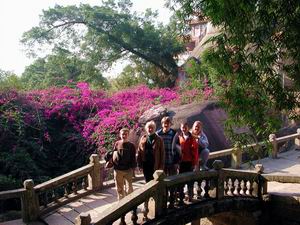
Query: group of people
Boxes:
[{"xmin": 108, "ymin": 116, "xmax": 210, "ymax": 201}]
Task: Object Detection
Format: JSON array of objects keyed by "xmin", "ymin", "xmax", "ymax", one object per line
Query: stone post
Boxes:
[
  {"xmin": 213, "ymin": 160, "xmax": 224, "ymax": 200},
  {"xmin": 269, "ymin": 134, "xmax": 278, "ymax": 158},
  {"xmin": 153, "ymin": 170, "xmax": 167, "ymax": 217},
  {"xmin": 21, "ymin": 179, "xmax": 39, "ymax": 222},
  {"xmin": 231, "ymin": 143, "xmax": 242, "ymax": 169},
  {"xmin": 75, "ymin": 212, "xmax": 91, "ymax": 225},
  {"xmin": 88, "ymin": 154, "xmax": 102, "ymax": 191},
  {"xmin": 295, "ymin": 128, "xmax": 300, "ymax": 150},
  {"xmin": 255, "ymin": 164, "xmax": 267, "ymax": 199}
]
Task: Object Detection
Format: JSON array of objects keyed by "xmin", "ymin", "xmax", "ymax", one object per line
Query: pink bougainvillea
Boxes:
[{"xmin": 1, "ymin": 83, "xmax": 209, "ymax": 154}]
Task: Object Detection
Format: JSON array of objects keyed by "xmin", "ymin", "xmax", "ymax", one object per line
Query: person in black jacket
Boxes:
[{"xmin": 112, "ymin": 128, "xmax": 136, "ymax": 200}]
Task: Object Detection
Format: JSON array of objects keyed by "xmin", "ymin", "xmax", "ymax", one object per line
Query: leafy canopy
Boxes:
[
  {"xmin": 168, "ymin": 0, "xmax": 300, "ymax": 141},
  {"xmin": 21, "ymin": 48, "xmax": 109, "ymax": 90},
  {"xmin": 0, "ymin": 69, "xmax": 23, "ymax": 91},
  {"xmin": 22, "ymin": 0, "xmax": 184, "ymax": 87}
]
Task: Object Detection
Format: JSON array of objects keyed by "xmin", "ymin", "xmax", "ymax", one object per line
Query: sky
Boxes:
[{"xmin": 0, "ymin": 0, "xmax": 171, "ymax": 76}]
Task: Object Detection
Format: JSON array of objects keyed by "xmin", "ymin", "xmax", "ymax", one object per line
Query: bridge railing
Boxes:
[
  {"xmin": 0, "ymin": 154, "xmax": 103, "ymax": 222},
  {"xmin": 84, "ymin": 160, "xmax": 265, "ymax": 225},
  {"xmin": 0, "ymin": 129, "xmax": 299, "ymax": 223},
  {"xmin": 209, "ymin": 128, "xmax": 300, "ymax": 169}
]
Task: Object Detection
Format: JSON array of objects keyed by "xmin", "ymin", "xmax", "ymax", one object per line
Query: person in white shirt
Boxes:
[{"xmin": 191, "ymin": 121, "xmax": 210, "ymax": 171}]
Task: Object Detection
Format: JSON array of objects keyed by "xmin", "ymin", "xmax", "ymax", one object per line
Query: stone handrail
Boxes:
[
  {"xmin": 262, "ymin": 174, "xmax": 300, "ymax": 183},
  {"xmin": 269, "ymin": 128, "xmax": 300, "ymax": 158},
  {"xmin": 82, "ymin": 161, "xmax": 265, "ymax": 225},
  {"xmin": 209, "ymin": 129, "xmax": 300, "ymax": 168},
  {"xmin": 92, "ymin": 174, "xmax": 161, "ymax": 225},
  {"xmin": 164, "ymin": 170, "xmax": 218, "ymax": 188},
  {"xmin": 0, "ymin": 188, "xmax": 25, "ymax": 200},
  {"xmin": 34, "ymin": 164, "xmax": 93, "ymax": 191}
]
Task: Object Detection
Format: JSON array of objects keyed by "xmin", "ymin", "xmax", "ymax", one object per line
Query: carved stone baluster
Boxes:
[
  {"xmin": 72, "ymin": 179, "xmax": 78, "ymax": 194},
  {"xmin": 143, "ymin": 199, "xmax": 149, "ymax": 221},
  {"xmin": 227, "ymin": 179, "xmax": 233, "ymax": 196},
  {"xmin": 252, "ymin": 181, "xmax": 258, "ymax": 197},
  {"xmin": 43, "ymin": 191, "xmax": 48, "ymax": 208},
  {"xmin": 178, "ymin": 184, "xmax": 185, "ymax": 206},
  {"xmin": 246, "ymin": 181, "xmax": 252, "ymax": 195},
  {"xmin": 204, "ymin": 180, "xmax": 210, "ymax": 198},
  {"xmin": 188, "ymin": 181, "xmax": 194, "ymax": 201},
  {"xmin": 240, "ymin": 180, "xmax": 245, "ymax": 195},
  {"xmin": 64, "ymin": 184, "xmax": 69, "ymax": 198},
  {"xmin": 168, "ymin": 187, "xmax": 175, "ymax": 209},
  {"xmin": 224, "ymin": 180, "xmax": 228, "ymax": 196},
  {"xmin": 51, "ymin": 189, "xmax": 57, "ymax": 202},
  {"xmin": 82, "ymin": 177, "xmax": 87, "ymax": 190},
  {"xmin": 120, "ymin": 214, "xmax": 126, "ymax": 225},
  {"xmin": 131, "ymin": 207, "xmax": 138, "ymax": 225},
  {"xmin": 233, "ymin": 179, "xmax": 240, "ymax": 196},
  {"xmin": 197, "ymin": 180, "xmax": 203, "ymax": 199}
]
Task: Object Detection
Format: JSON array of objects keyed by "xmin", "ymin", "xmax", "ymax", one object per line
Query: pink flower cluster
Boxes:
[
  {"xmin": 25, "ymin": 84, "xmax": 181, "ymax": 152},
  {"xmin": 1, "ymin": 83, "xmax": 207, "ymax": 154}
]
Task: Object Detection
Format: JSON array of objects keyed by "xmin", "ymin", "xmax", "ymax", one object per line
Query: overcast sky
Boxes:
[{"xmin": 0, "ymin": 0, "xmax": 171, "ymax": 76}]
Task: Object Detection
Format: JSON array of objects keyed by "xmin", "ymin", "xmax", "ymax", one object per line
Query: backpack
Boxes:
[{"xmin": 104, "ymin": 150, "xmax": 114, "ymax": 169}]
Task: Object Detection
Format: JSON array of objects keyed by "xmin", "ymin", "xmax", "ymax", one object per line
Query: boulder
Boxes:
[
  {"xmin": 167, "ymin": 101, "xmax": 230, "ymax": 151},
  {"xmin": 133, "ymin": 101, "xmax": 230, "ymax": 152},
  {"xmin": 138, "ymin": 104, "xmax": 168, "ymax": 125}
]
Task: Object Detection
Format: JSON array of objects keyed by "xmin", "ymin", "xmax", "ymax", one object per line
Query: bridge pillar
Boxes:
[
  {"xmin": 88, "ymin": 154, "xmax": 102, "ymax": 191},
  {"xmin": 21, "ymin": 179, "xmax": 39, "ymax": 223},
  {"xmin": 269, "ymin": 134, "xmax": 278, "ymax": 158},
  {"xmin": 255, "ymin": 164, "xmax": 268, "ymax": 198},
  {"xmin": 231, "ymin": 143, "xmax": 242, "ymax": 168},
  {"xmin": 153, "ymin": 170, "xmax": 167, "ymax": 217},
  {"xmin": 75, "ymin": 212, "xmax": 91, "ymax": 225},
  {"xmin": 295, "ymin": 128, "xmax": 300, "ymax": 149},
  {"xmin": 213, "ymin": 160, "xmax": 224, "ymax": 200}
]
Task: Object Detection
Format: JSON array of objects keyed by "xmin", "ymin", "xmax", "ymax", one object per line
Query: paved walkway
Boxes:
[{"xmin": 241, "ymin": 147, "xmax": 300, "ymax": 196}]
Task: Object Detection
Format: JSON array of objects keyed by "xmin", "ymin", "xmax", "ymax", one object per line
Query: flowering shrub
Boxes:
[{"xmin": 0, "ymin": 83, "xmax": 208, "ymax": 188}]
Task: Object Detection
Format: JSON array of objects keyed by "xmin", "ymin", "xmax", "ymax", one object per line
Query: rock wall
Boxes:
[{"xmin": 130, "ymin": 101, "xmax": 231, "ymax": 152}]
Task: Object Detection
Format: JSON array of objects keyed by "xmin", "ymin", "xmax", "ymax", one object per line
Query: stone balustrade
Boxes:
[
  {"xmin": 209, "ymin": 128, "xmax": 300, "ymax": 168},
  {"xmin": 0, "ymin": 154, "xmax": 104, "ymax": 223},
  {"xmin": 79, "ymin": 160, "xmax": 267, "ymax": 225},
  {"xmin": 0, "ymin": 129, "xmax": 299, "ymax": 223}
]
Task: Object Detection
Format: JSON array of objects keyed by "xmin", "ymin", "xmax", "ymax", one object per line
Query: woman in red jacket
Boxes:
[{"xmin": 173, "ymin": 121, "xmax": 198, "ymax": 202}]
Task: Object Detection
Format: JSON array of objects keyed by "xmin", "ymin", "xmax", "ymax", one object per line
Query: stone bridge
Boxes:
[{"xmin": 1, "ymin": 129, "xmax": 300, "ymax": 225}]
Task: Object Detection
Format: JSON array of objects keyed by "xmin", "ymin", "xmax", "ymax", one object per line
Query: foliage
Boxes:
[
  {"xmin": 21, "ymin": 0, "xmax": 184, "ymax": 87},
  {"xmin": 21, "ymin": 48, "xmax": 109, "ymax": 90},
  {"xmin": 110, "ymin": 63, "xmax": 151, "ymax": 91},
  {"xmin": 0, "ymin": 83, "xmax": 202, "ymax": 189},
  {"xmin": 0, "ymin": 70, "xmax": 23, "ymax": 91},
  {"xmin": 169, "ymin": 0, "xmax": 300, "ymax": 142},
  {"xmin": 110, "ymin": 56, "xmax": 179, "ymax": 90}
]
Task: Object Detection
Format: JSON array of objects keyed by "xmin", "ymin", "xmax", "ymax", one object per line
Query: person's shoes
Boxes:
[{"xmin": 200, "ymin": 166, "xmax": 209, "ymax": 171}]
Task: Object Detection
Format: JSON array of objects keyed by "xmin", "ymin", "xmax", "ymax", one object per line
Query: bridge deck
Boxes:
[
  {"xmin": 42, "ymin": 179, "xmax": 149, "ymax": 225},
  {"xmin": 2, "ymin": 148, "xmax": 300, "ymax": 225}
]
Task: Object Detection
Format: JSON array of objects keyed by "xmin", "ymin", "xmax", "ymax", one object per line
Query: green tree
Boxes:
[
  {"xmin": 0, "ymin": 69, "xmax": 23, "ymax": 91},
  {"xmin": 169, "ymin": 0, "xmax": 300, "ymax": 140},
  {"xmin": 21, "ymin": 48, "xmax": 108, "ymax": 90},
  {"xmin": 22, "ymin": 0, "xmax": 184, "ymax": 87}
]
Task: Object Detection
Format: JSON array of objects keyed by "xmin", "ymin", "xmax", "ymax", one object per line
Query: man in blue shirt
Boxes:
[{"xmin": 157, "ymin": 116, "xmax": 178, "ymax": 176}]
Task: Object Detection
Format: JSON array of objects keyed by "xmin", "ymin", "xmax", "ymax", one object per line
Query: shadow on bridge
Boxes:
[{"xmin": 144, "ymin": 197, "xmax": 261, "ymax": 225}]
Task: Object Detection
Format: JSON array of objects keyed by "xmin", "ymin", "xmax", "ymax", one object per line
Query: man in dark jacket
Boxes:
[{"xmin": 112, "ymin": 128, "xmax": 136, "ymax": 200}]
